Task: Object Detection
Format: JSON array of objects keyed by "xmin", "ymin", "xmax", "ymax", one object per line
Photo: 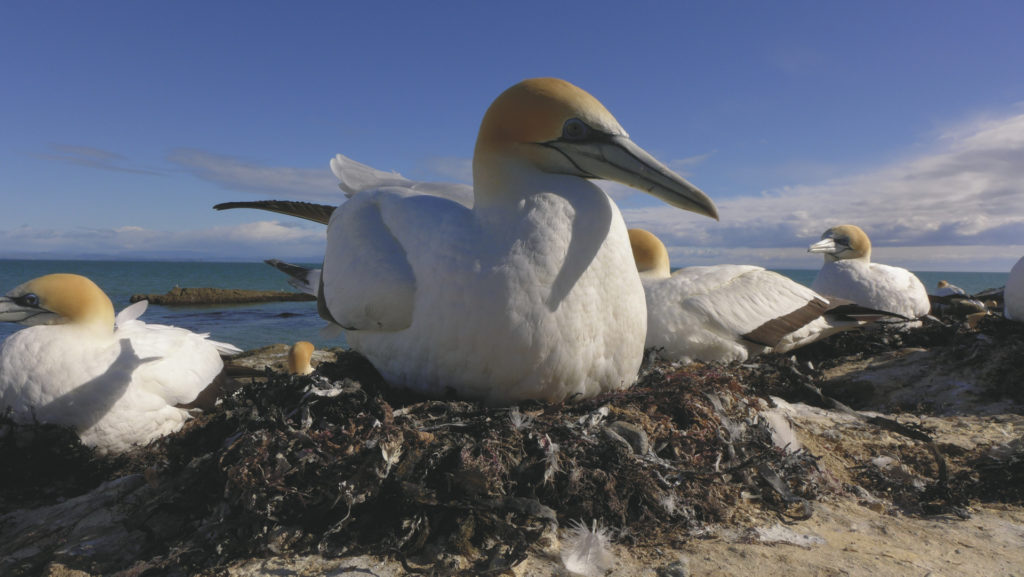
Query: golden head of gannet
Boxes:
[
  {"xmin": 0, "ymin": 273, "xmax": 115, "ymax": 333},
  {"xmin": 288, "ymin": 341, "xmax": 316, "ymax": 375},
  {"xmin": 807, "ymin": 224, "xmax": 871, "ymax": 262},
  {"xmin": 472, "ymin": 78, "xmax": 719, "ymax": 218},
  {"xmin": 628, "ymin": 228, "xmax": 672, "ymax": 280},
  {"xmin": 0, "ymin": 273, "xmax": 240, "ymax": 453}
]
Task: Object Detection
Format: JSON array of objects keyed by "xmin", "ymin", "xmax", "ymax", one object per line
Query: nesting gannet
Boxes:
[
  {"xmin": 929, "ymin": 280, "xmax": 988, "ymax": 318},
  {"xmin": 288, "ymin": 340, "xmax": 316, "ymax": 375},
  {"xmin": 216, "ymin": 77, "xmax": 719, "ymax": 404},
  {"xmin": 1005, "ymin": 256, "xmax": 1024, "ymax": 321},
  {"xmin": 808, "ymin": 224, "xmax": 930, "ymax": 319},
  {"xmin": 0, "ymin": 274, "xmax": 241, "ymax": 453},
  {"xmin": 629, "ymin": 229, "xmax": 867, "ymax": 363}
]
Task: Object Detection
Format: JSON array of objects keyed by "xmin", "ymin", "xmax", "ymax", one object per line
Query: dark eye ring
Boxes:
[
  {"xmin": 562, "ymin": 118, "xmax": 590, "ymax": 141},
  {"xmin": 16, "ymin": 293, "xmax": 40, "ymax": 307}
]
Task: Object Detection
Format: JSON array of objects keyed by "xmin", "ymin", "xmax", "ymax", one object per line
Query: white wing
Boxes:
[{"xmin": 644, "ymin": 265, "xmax": 837, "ymax": 363}]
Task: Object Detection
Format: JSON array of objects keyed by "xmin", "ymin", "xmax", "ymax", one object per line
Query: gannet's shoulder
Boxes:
[
  {"xmin": 322, "ymin": 185, "xmax": 475, "ymax": 332},
  {"xmin": 1005, "ymin": 256, "xmax": 1024, "ymax": 321}
]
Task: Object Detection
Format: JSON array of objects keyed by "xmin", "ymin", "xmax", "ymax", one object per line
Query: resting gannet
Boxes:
[
  {"xmin": 808, "ymin": 224, "xmax": 930, "ymax": 319},
  {"xmin": 1006, "ymin": 256, "xmax": 1024, "ymax": 321},
  {"xmin": 288, "ymin": 340, "xmax": 316, "ymax": 375},
  {"xmin": 630, "ymin": 228, "xmax": 867, "ymax": 363},
  {"xmin": 216, "ymin": 77, "xmax": 719, "ymax": 404},
  {"xmin": 0, "ymin": 273, "xmax": 241, "ymax": 453}
]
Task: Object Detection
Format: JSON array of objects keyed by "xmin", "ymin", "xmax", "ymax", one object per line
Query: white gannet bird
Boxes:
[
  {"xmin": 629, "ymin": 228, "xmax": 868, "ymax": 363},
  {"xmin": 0, "ymin": 273, "xmax": 242, "ymax": 453},
  {"xmin": 808, "ymin": 224, "xmax": 930, "ymax": 319},
  {"xmin": 216, "ymin": 77, "xmax": 718, "ymax": 404},
  {"xmin": 1005, "ymin": 256, "xmax": 1024, "ymax": 321},
  {"xmin": 288, "ymin": 340, "xmax": 316, "ymax": 375}
]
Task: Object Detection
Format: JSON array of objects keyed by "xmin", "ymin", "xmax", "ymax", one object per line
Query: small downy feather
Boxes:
[{"xmin": 560, "ymin": 519, "xmax": 615, "ymax": 576}]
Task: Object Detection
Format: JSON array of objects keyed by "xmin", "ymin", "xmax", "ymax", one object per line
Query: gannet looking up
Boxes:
[
  {"xmin": 629, "ymin": 229, "xmax": 867, "ymax": 363},
  {"xmin": 0, "ymin": 273, "xmax": 241, "ymax": 454},
  {"xmin": 808, "ymin": 224, "xmax": 930, "ymax": 319},
  {"xmin": 216, "ymin": 78, "xmax": 718, "ymax": 404},
  {"xmin": 288, "ymin": 341, "xmax": 316, "ymax": 375},
  {"xmin": 1005, "ymin": 256, "xmax": 1024, "ymax": 321}
]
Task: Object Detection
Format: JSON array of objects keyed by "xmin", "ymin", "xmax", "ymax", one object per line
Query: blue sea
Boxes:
[
  {"xmin": 0, "ymin": 260, "xmax": 1010, "ymax": 352},
  {"xmin": 0, "ymin": 260, "xmax": 336, "ymax": 351}
]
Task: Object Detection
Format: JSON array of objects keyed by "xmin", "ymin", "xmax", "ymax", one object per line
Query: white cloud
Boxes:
[
  {"xmin": 168, "ymin": 149, "xmax": 341, "ymax": 201},
  {"xmin": 0, "ymin": 221, "xmax": 326, "ymax": 261},
  {"xmin": 625, "ymin": 112, "xmax": 1024, "ymax": 272}
]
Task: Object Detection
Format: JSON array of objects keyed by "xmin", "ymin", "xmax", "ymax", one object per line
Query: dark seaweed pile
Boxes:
[{"xmin": 1, "ymin": 313, "xmax": 1022, "ymax": 576}]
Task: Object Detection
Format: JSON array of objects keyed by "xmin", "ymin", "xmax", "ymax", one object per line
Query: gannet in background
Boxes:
[
  {"xmin": 288, "ymin": 340, "xmax": 316, "ymax": 375},
  {"xmin": 216, "ymin": 77, "xmax": 718, "ymax": 404},
  {"xmin": 933, "ymin": 280, "xmax": 967, "ymax": 297},
  {"xmin": 1005, "ymin": 256, "xmax": 1024, "ymax": 321},
  {"xmin": 929, "ymin": 280, "xmax": 988, "ymax": 318},
  {"xmin": 808, "ymin": 224, "xmax": 930, "ymax": 319},
  {"xmin": 629, "ymin": 229, "xmax": 869, "ymax": 363},
  {"xmin": 0, "ymin": 274, "xmax": 241, "ymax": 454}
]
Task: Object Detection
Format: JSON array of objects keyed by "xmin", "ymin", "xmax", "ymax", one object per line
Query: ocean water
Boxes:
[
  {"xmin": 0, "ymin": 260, "xmax": 1010, "ymax": 352},
  {"xmin": 0, "ymin": 260, "xmax": 337, "ymax": 351}
]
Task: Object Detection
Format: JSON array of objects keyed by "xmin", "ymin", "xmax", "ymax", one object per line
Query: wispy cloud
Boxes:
[
  {"xmin": 38, "ymin": 144, "xmax": 163, "ymax": 175},
  {"xmin": 625, "ymin": 111, "xmax": 1024, "ymax": 271},
  {"xmin": 168, "ymin": 148, "xmax": 340, "ymax": 201},
  {"xmin": 0, "ymin": 221, "xmax": 326, "ymax": 261}
]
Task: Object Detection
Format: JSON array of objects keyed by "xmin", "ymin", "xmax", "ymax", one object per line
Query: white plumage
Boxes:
[
  {"xmin": 1005, "ymin": 256, "xmax": 1024, "ymax": 321},
  {"xmin": 218, "ymin": 78, "xmax": 719, "ymax": 404},
  {"xmin": 808, "ymin": 224, "xmax": 930, "ymax": 319},
  {"xmin": 0, "ymin": 273, "xmax": 240, "ymax": 453},
  {"xmin": 629, "ymin": 229, "xmax": 859, "ymax": 363}
]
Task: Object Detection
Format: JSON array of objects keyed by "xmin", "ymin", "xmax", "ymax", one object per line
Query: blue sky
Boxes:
[{"xmin": 2, "ymin": 1, "xmax": 1023, "ymax": 271}]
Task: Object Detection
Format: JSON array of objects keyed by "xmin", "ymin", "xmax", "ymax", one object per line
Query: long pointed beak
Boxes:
[
  {"xmin": 0, "ymin": 296, "xmax": 58, "ymax": 325},
  {"xmin": 550, "ymin": 135, "xmax": 719, "ymax": 220},
  {"xmin": 808, "ymin": 238, "xmax": 837, "ymax": 254}
]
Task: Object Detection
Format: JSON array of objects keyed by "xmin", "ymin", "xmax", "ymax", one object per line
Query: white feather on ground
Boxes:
[{"xmin": 560, "ymin": 519, "xmax": 615, "ymax": 576}]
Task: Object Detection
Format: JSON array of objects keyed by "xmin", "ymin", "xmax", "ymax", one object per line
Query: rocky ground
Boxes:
[
  {"xmin": 1, "ymin": 310, "xmax": 1022, "ymax": 577},
  {"xmin": 129, "ymin": 287, "xmax": 315, "ymax": 305}
]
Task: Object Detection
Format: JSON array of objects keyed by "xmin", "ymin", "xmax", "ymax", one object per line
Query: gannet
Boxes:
[
  {"xmin": 808, "ymin": 224, "xmax": 930, "ymax": 319},
  {"xmin": 216, "ymin": 77, "xmax": 718, "ymax": 404},
  {"xmin": 933, "ymin": 280, "xmax": 967, "ymax": 297},
  {"xmin": 288, "ymin": 340, "xmax": 316, "ymax": 375},
  {"xmin": 1005, "ymin": 256, "xmax": 1024, "ymax": 321},
  {"xmin": 0, "ymin": 273, "xmax": 241, "ymax": 453},
  {"xmin": 929, "ymin": 280, "xmax": 987, "ymax": 318},
  {"xmin": 629, "ymin": 228, "xmax": 867, "ymax": 363}
]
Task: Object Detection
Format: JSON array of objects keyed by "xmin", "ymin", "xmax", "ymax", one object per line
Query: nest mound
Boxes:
[{"xmin": 2, "ymin": 313, "xmax": 1023, "ymax": 576}]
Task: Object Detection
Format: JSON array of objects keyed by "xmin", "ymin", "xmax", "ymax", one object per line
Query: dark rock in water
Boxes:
[{"xmin": 129, "ymin": 286, "xmax": 316, "ymax": 305}]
